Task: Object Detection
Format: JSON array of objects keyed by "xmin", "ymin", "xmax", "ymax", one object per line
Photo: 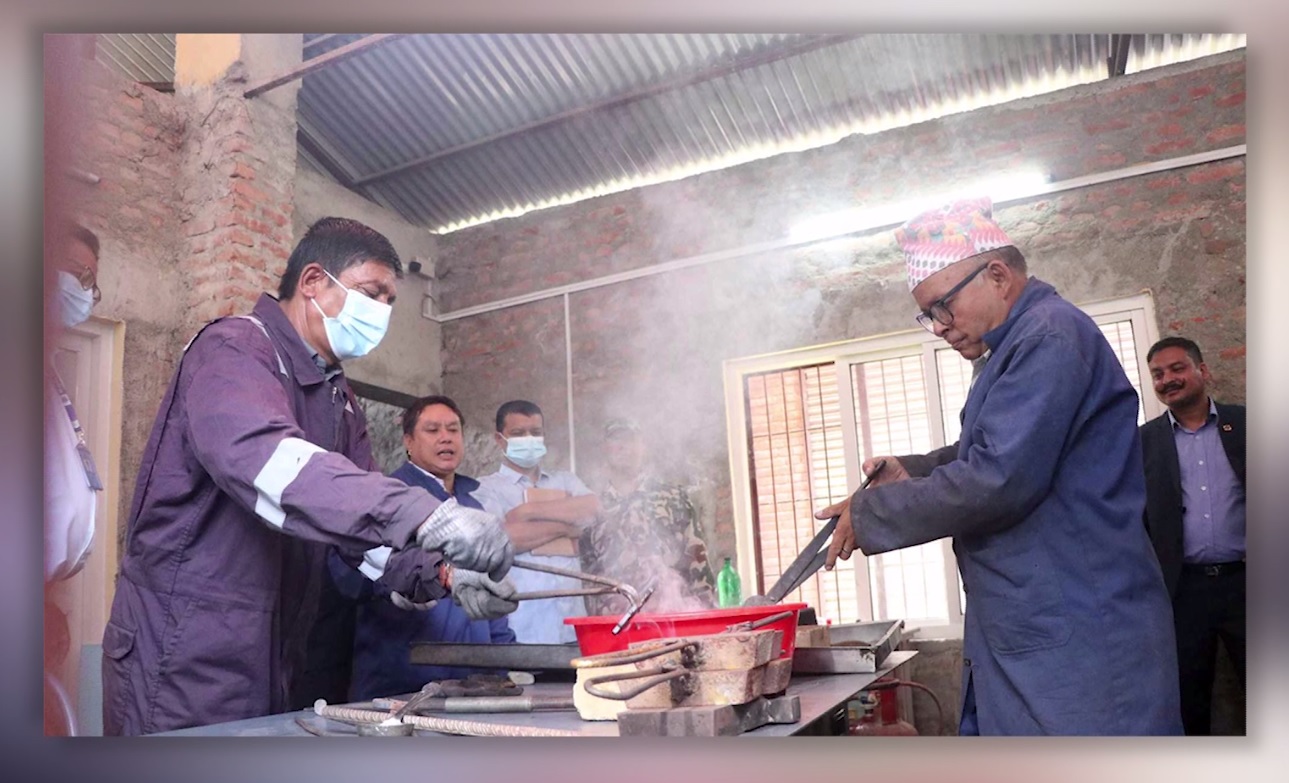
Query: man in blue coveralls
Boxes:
[{"xmin": 823, "ymin": 197, "xmax": 1182, "ymax": 735}]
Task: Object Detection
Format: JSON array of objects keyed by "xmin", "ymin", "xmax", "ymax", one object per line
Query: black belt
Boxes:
[{"xmin": 1181, "ymin": 561, "xmax": 1245, "ymax": 577}]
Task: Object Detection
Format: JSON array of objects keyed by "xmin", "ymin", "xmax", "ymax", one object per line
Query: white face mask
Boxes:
[
  {"xmin": 56, "ymin": 271, "xmax": 95, "ymax": 328},
  {"xmin": 503, "ymin": 435, "xmax": 547, "ymax": 469},
  {"xmin": 310, "ymin": 270, "xmax": 392, "ymax": 361}
]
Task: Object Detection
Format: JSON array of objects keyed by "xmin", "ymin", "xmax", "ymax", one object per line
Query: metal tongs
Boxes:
[
  {"xmin": 510, "ymin": 559, "xmax": 655, "ymax": 635},
  {"xmin": 745, "ymin": 460, "xmax": 887, "ymax": 606}
]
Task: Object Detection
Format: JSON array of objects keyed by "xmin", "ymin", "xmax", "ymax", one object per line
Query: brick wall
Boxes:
[
  {"xmin": 439, "ymin": 55, "xmax": 1245, "ymax": 314},
  {"xmin": 79, "ymin": 44, "xmax": 301, "ymax": 554},
  {"xmin": 176, "ymin": 59, "xmax": 298, "ymax": 332},
  {"xmin": 446, "ymin": 296, "xmax": 572, "ymax": 479},
  {"xmin": 438, "ymin": 52, "xmax": 1246, "ymax": 559},
  {"xmin": 79, "ymin": 62, "xmax": 187, "ymax": 549}
]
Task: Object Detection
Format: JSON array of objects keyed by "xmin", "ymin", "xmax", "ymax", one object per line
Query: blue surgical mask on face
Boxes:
[
  {"xmin": 56, "ymin": 271, "xmax": 95, "ymax": 328},
  {"xmin": 310, "ymin": 270, "xmax": 392, "ymax": 361},
  {"xmin": 503, "ymin": 435, "xmax": 547, "ymax": 469}
]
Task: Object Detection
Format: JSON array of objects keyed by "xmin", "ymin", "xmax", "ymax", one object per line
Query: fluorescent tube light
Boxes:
[{"xmin": 789, "ymin": 169, "xmax": 1049, "ymax": 244}]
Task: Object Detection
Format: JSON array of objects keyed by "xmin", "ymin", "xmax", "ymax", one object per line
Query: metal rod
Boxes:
[
  {"xmin": 244, "ymin": 34, "xmax": 408, "ymax": 99},
  {"xmin": 571, "ymin": 638, "xmax": 692, "ymax": 669},
  {"xmin": 313, "ymin": 700, "xmax": 580, "ymax": 738},
  {"xmin": 511, "ymin": 559, "xmax": 633, "ymax": 595},
  {"xmin": 582, "ymin": 665, "xmax": 688, "ymax": 701},
  {"xmin": 353, "ymin": 33, "xmax": 863, "ymax": 187},
  {"xmin": 393, "ymin": 682, "xmax": 441, "ymax": 720},
  {"xmin": 514, "ymin": 587, "xmax": 618, "ymax": 601},
  {"xmin": 509, "ymin": 559, "xmax": 651, "ymax": 634},
  {"xmin": 726, "ymin": 609, "xmax": 795, "ymax": 633},
  {"xmin": 612, "ymin": 584, "xmax": 654, "ymax": 634},
  {"xmin": 412, "ymin": 696, "xmax": 576, "ymax": 713},
  {"xmin": 303, "ymin": 33, "xmax": 342, "ymax": 52}
]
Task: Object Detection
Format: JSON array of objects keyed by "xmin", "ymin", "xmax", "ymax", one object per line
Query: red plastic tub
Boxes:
[{"xmin": 565, "ymin": 603, "xmax": 808, "ymax": 661}]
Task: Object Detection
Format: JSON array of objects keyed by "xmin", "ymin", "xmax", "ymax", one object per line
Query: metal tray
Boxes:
[
  {"xmin": 408, "ymin": 642, "xmax": 580, "ymax": 670},
  {"xmin": 789, "ymin": 619, "xmax": 903, "ymax": 674}
]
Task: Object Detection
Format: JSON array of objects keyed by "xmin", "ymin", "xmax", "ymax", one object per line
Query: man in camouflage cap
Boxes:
[{"xmin": 579, "ymin": 418, "xmax": 716, "ymax": 614}]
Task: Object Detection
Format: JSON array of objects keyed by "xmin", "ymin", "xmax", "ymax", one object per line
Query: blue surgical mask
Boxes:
[
  {"xmin": 503, "ymin": 435, "xmax": 547, "ymax": 469},
  {"xmin": 56, "ymin": 271, "xmax": 95, "ymax": 328},
  {"xmin": 310, "ymin": 270, "xmax": 392, "ymax": 361}
]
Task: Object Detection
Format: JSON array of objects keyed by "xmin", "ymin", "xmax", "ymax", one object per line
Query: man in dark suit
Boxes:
[{"xmin": 1141, "ymin": 336, "xmax": 1246, "ymax": 735}]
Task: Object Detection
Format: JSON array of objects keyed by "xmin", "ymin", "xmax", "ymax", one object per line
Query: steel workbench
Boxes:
[{"xmin": 154, "ymin": 650, "xmax": 916, "ymax": 737}]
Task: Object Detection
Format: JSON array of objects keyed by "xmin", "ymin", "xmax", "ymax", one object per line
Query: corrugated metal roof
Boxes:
[
  {"xmin": 96, "ymin": 34, "xmax": 175, "ymax": 86},
  {"xmin": 85, "ymin": 34, "xmax": 1248, "ymax": 233},
  {"xmin": 1125, "ymin": 33, "xmax": 1245, "ymax": 75},
  {"xmin": 296, "ymin": 33, "xmax": 1243, "ymax": 234}
]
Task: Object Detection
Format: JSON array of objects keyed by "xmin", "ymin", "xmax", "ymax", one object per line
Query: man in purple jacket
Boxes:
[{"xmin": 101, "ymin": 217, "xmax": 517, "ymax": 735}]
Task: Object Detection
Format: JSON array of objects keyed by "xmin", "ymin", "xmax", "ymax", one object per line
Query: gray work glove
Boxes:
[
  {"xmin": 416, "ymin": 497, "xmax": 514, "ymax": 581},
  {"xmin": 451, "ymin": 569, "xmax": 520, "ymax": 621}
]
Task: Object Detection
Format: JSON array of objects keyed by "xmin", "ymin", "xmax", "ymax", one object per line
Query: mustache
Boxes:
[{"xmin": 1160, "ymin": 381, "xmax": 1185, "ymax": 394}]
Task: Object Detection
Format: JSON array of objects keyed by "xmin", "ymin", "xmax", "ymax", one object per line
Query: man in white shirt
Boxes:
[
  {"xmin": 475, "ymin": 400, "xmax": 601, "ymax": 644},
  {"xmin": 45, "ymin": 224, "xmax": 103, "ymax": 583},
  {"xmin": 45, "ymin": 223, "xmax": 104, "ymax": 735}
]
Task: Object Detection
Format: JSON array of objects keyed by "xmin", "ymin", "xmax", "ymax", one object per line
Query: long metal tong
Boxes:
[
  {"xmin": 510, "ymin": 559, "xmax": 655, "ymax": 635},
  {"xmin": 751, "ymin": 460, "xmax": 887, "ymax": 605}
]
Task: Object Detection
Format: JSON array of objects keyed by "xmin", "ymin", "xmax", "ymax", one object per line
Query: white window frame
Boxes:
[
  {"xmin": 1080, "ymin": 292, "xmax": 1167, "ymax": 423},
  {"xmin": 723, "ymin": 291, "xmax": 1162, "ymax": 627}
]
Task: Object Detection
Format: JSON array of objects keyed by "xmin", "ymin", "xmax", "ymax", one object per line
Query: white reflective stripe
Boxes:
[
  {"xmin": 252, "ymin": 437, "xmax": 326, "ymax": 528},
  {"xmin": 358, "ymin": 546, "xmax": 392, "ymax": 581},
  {"xmin": 233, "ymin": 315, "xmax": 288, "ymax": 376},
  {"xmin": 184, "ymin": 315, "xmax": 288, "ymax": 377}
]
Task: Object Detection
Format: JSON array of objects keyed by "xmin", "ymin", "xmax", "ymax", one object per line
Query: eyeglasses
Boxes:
[
  {"xmin": 67, "ymin": 262, "xmax": 101, "ymax": 304},
  {"xmin": 914, "ymin": 262, "xmax": 988, "ymax": 332}
]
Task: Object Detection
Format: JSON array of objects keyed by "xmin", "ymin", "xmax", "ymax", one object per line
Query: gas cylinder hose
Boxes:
[{"xmin": 866, "ymin": 679, "xmax": 947, "ymax": 736}]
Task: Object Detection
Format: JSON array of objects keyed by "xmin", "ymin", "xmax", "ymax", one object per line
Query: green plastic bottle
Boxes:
[{"xmin": 716, "ymin": 557, "xmax": 742, "ymax": 608}]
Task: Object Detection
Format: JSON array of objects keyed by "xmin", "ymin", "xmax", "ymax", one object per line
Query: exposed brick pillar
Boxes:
[{"xmin": 174, "ymin": 34, "xmax": 301, "ymax": 332}]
